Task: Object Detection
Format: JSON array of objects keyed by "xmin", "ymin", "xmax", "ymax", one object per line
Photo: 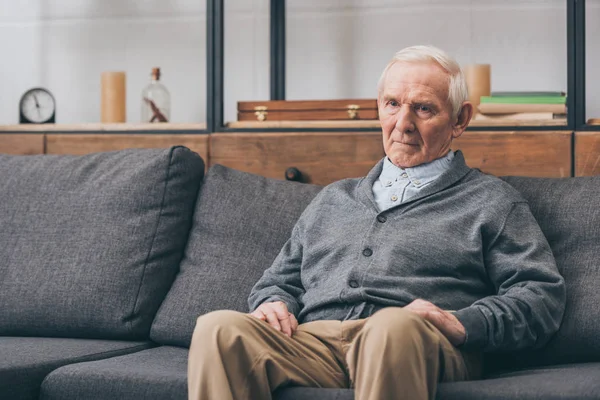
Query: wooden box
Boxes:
[{"xmin": 237, "ymin": 99, "xmax": 378, "ymax": 121}]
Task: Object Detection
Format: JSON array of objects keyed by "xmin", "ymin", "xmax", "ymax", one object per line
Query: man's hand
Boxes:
[
  {"xmin": 404, "ymin": 299, "xmax": 466, "ymax": 346},
  {"xmin": 250, "ymin": 301, "xmax": 298, "ymax": 337}
]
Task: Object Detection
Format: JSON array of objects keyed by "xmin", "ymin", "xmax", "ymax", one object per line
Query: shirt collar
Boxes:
[{"xmin": 379, "ymin": 151, "xmax": 455, "ymax": 187}]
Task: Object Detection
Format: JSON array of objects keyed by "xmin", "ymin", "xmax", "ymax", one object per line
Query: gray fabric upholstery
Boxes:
[
  {"xmin": 274, "ymin": 388, "xmax": 353, "ymax": 400},
  {"xmin": 0, "ymin": 147, "xmax": 204, "ymax": 340},
  {"xmin": 40, "ymin": 346, "xmax": 188, "ymax": 400},
  {"xmin": 437, "ymin": 362, "xmax": 600, "ymax": 400},
  {"xmin": 276, "ymin": 362, "xmax": 600, "ymax": 400},
  {"xmin": 0, "ymin": 337, "xmax": 152, "ymax": 400},
  {"xmin": 495, "ymin": 176, "xmax": 600, "ymax": 367},
  {"xmin": 150, "ymin": 165, "xmax": 323, "ymax": 347},
  {"xmin": 40, "ymin": 346, "xmax": 600, "ymax": 400}
]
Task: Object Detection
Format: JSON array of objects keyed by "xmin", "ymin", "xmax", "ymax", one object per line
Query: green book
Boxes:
[
  {"xmin": 490, "ymin": 91, "xmax": 566, "ymax": 97},
  {"xmin": 480, "ymin": 96, "xmax": 567, "ymax": 104}
]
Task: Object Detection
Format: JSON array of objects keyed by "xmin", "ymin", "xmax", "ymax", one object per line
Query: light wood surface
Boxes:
[
  {"xmin": 46, "ymin": 134, "xmax": 209, "ymax": 162},
  {"xmin": 1, "ymin": 130, "xmax": 575, "ymax": 180},
  {"xmin": 0, "ymin": 120, "xmax": 563, "ymax": 132},
  {"xmin": 453, "ymin": 131, "xmax": 572, "ymax": 177},
  {"xmin": 0, "ymin": 123, "xmax": 206, "ymax": 132},
  {"xmin": 0, "ymin": 134, "xmax": 45, "ymax": 155},
  {"xmin": 210, "ymin": 132, "xmax": 385, "ymax": 185},
  {"xmin": 575, "ymin": 132, "xmax": 600, "ymax": 176},
  {"xmin": 227, "ymin": 119, "xmax": 566, "ymax": 129},
  {"xmin": 468, "ymin": 118, "xmax": 567, "ymax": 127},
  {"xmin": 226, "ymin": 120, "xmax": 381, "ymax": 129}
]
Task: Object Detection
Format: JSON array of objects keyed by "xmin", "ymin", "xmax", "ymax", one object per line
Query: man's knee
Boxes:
[
  {"xmin": 191, "ymin": 310, "xmax": 255, "ymax": 345},
  {"xmin": 363, "ymin": 307, "xmax": 433, "ymax": 343}
]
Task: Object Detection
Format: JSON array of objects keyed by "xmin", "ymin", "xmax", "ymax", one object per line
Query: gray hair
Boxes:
[{"xmin": 377, "ymin": 45, "xmax": 468, "ymax": 118}]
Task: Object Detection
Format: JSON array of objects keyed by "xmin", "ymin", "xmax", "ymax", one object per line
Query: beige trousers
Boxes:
[{"xmin": 188, "ymin": 307, "xmax": 481, "ymax": 400}]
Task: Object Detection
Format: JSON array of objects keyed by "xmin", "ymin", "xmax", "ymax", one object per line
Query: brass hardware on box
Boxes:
[
  {"xmin": 254, "ymin": 106, "xmax": 268, "ymax": 121},
  {"xmin": 347, "ymin": 104, "xmax": 360, "ymax": 119}
]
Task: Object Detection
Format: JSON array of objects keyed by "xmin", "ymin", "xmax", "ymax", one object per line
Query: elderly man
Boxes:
[{"xmin": 187, "ymin": 45, "xmax": 566, "ymax": 400}]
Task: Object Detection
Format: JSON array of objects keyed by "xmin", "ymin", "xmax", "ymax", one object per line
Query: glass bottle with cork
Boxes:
[{"xmin": 141, "ymin": 67, "xmax": 170, "ymax": 123}]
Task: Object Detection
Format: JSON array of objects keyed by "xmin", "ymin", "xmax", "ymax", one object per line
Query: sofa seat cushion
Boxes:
[
  {"xmin": 40, "ymin": 345, "xmax": 344, "ymax": 400},
  {"xmin": 0, "ymin": 336, "xmax": 152, "ymax": 400},
  {"xmin": 437, "ymin": 362, "xmax": 600, "ymax": 400},
  {"xmin": 40, "ymin": 346, "xmax": 188, "ymax": 400},
  {"xmin": 150, "ymin": 165, "xmax": 323, "ymax": 347},
  {"xmin": 276, "ymin": 363, "xmax": 600, "ymax": 400},
  {"xmin": 274, "ymin": 387, "xmax": 353, "ymax": 400},
  {"xmin": 0, "ymin": 147, "xmax": 204, "ymax": 340},
  {"xmin": 40, "ymin": 346, "xmax": 600, "ymax": 400}
]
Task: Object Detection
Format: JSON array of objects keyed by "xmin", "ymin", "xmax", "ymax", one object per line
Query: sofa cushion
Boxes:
[
  {"xmin": 277, "ymin": 363, "xmax": 600, "ymax": 400},
  {"xmin": 0, "ymin": 147, "xmax": 204, "ymax": 340},
  {"xmin": 40, "ymin": 346, "xmax": 188, "ymax": 400},
  {"xmin": 41, "ymin": 346, "xmax": 349, "ymax": 400},
  {"xmin": 0, "ymin": 337, "xmax": 152, "ymax": 400},
  {"xmin": 497, "ymin": 176, "xmax": 600, "ymax": 367},
  {"xmin": 40, "ymin": 345, "xmax": 600, "ymax": 400},
  {"xmin": 150, "ymin": 165, "xmax": 323, "ymax": 347},
  {"xmin": 274, "ymin": 388, "xmax": 353, "ymax": 400},
  {"xmin": 437, "ymin": 362, "xmax": 600, "ymax": 400}
]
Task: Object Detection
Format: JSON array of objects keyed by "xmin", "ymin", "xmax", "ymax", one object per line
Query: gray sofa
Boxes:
[{"xmin": 1, "ymin": 145, "xmax": 599, "ymax": 400}]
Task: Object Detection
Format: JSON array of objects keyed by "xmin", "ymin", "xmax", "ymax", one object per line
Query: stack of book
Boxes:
[{"xmin": 474, "ymin": 91, "xmax": 567, "ymax": 122}]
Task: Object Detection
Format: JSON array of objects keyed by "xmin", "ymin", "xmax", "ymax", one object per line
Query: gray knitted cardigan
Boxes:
[{"xmin": 249, "ymin": 151, "xmax": 566, "ymax": 352}]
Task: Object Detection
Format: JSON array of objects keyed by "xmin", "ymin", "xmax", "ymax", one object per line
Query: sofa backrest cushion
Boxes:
[
  {"xmin": 497, "ymin": 176, "xmax": 600, "ymax": 367},
  {"xmin": 150, "ymin": 165, "xmax": 323, "ymax": 347},
  {"xmin": 0, "ymin": 147, "xmax": 204, "ymax": 340}
]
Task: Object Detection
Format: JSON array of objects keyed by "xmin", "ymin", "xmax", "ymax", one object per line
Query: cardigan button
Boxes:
[
  {"xmin": 349, "ymin": 280, "xmax": 359, "ymax": 288},
  {"xmin": 362, "ymin": 248, "xmax": 373, "ymax": 257},
  {"xmin": 377, "ymin": 215, "xmax": 387, "ymax": 223}
]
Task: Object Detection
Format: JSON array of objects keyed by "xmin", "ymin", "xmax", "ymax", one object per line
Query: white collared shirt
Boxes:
[{"xmin": 372, "ymin": 151, "xmax": 455, "ymax": 212}]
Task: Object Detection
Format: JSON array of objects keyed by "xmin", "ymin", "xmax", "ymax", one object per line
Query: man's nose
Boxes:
[{"xmin": 395, "ymin": 105, "xmax": 416, "ymax": 133}]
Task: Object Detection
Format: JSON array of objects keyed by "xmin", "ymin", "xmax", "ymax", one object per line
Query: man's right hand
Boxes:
[{"xmin": 250, "ymin": 301, "xmax": 298, "ymax": 337}]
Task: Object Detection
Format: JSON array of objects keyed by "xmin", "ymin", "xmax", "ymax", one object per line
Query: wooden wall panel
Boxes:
[
  {"xmin": 46, "ymin": 134, "xmax": 209, "ymax": 162},
  {"xmin": 575, "ymin": 132, "xmax": 600, "ymax": 176},
  {"xmin": 210, "ymin": 132, "xmax": 385, "ymax": 185},
  {"xmin": 453, "ymin": 131, "xmax": 572, "ymax": 177},
  {"xmin": 0, "ymin": 134, "xmax": 45, "ymax": 155}
]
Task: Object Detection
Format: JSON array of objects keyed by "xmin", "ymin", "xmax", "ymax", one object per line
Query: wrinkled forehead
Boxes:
[{"xmin": 382, "ymin": 61, "xmax": 450, "ymax": 101}]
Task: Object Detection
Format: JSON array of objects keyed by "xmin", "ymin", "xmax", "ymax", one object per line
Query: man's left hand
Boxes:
[{"xmin": 404, "ymin": 299, "xmax": 466, "ymax": 346}]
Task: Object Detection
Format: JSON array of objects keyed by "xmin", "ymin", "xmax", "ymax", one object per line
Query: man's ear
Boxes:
[{"xmin": 452, "ymin": 102, "xmax": 474, "ymax": 138}]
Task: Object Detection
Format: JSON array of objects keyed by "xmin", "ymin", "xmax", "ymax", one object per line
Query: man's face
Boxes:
[{"xmin": 378, "ymin": 61, "xmax": 463, "ymax": 168}]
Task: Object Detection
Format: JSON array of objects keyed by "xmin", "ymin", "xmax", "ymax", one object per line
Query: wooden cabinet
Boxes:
[
  {"xmin": 0, "ymin": 130, "xmax": 577, "ymax": 181},
  {"xmin": 0, "ymin": 134, "xmax": 44, "ymax": 155},
  {"xmin": 575, "ymin": 132, "xmax": 600, "ymax": 176},
  {"xmin": 209, "ymin": 132, "xmax": 385, "ymax": 186},
  {"xmin": 46, "ymin": 134, "xmax": 209, "ymax": 162},
  {"xmin": 453, "ymin": 131, "xmax": 572, "ymax": 178},
  {"xmin": 210, "ymin": 130, "xmax": 573, "ymax": 185}
]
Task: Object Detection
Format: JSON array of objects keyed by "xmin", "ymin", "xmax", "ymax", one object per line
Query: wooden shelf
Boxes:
[
  {"xmin": 46, "ymin": 134, "xmax": 209, "ymax": 160},
  {"xmin": 226, "ymin": 120, "xmax": 381, "ymax": 129},
  {"xmin": 0, "ymin": 123, "xmax": 206, "ymax": 132},
  {"xmin": 0, "ymin": 119, "xmax": 568, "ymax": 133},
  {"xmin": 469, "ymin": 118, "xmax": 567, "ymax": 127},
  {"xmin": 227, "ymin": 119, "xmax": 567, "ymax": 129},
  {"xmin": 575, "ymin": 131, "xmax": 600, "ymax": 176}
]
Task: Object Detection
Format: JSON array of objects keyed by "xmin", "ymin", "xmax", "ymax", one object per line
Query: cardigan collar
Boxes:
[{"xmin": 357, "ymin": 150, "xmax": 473, "ymax": 212}]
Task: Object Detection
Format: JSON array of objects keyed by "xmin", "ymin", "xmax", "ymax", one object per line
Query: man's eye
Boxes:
[
  {"xmin": 415, "ymin": 104, "xmax": 432, "ymax": 113},
  {"xmin": 388, "ymin": 100, "xmax": 399, "ymax": 107}
]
